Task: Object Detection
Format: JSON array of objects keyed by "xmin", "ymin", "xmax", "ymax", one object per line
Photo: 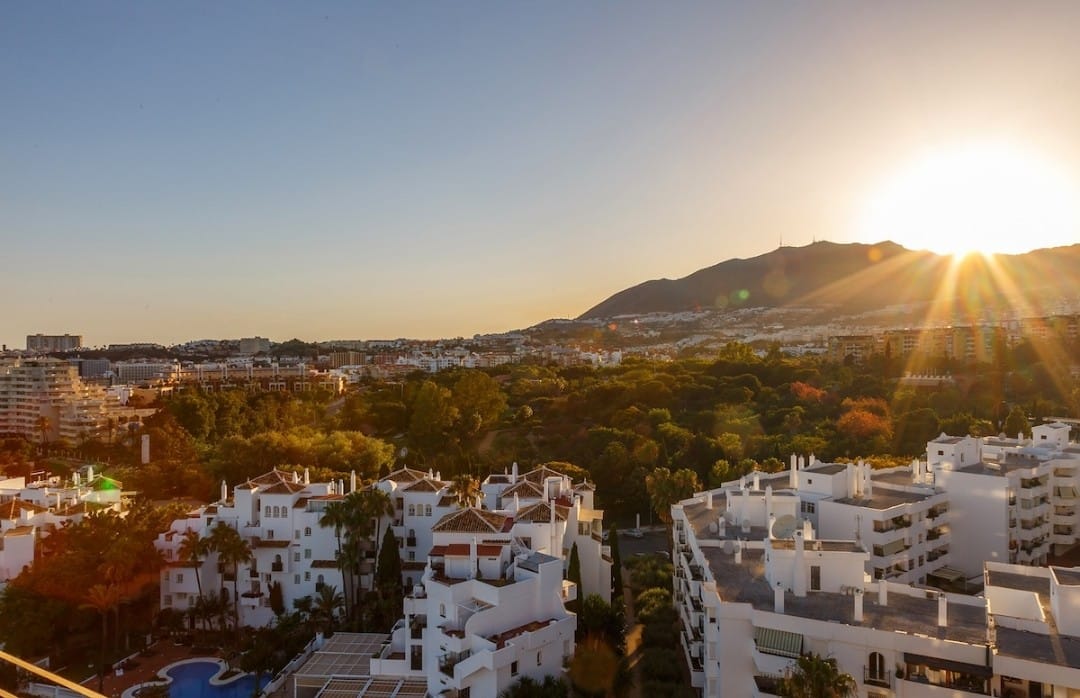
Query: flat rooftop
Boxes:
[
  {"xmin": 701, "ymin": 547, "xmax": 987, "ymax": 645},
  {"xmin": 803, "ymin": 463, "xmax": 847, "ymax": 476},
  {"xmin": 1052, "ymin": 567, "xmax": 1080, "ymax": 586},
  {"xmin": 987, "ymin": 569, "xmax": 1049, "ymax": 598},
  {"xmin": 995, "ymin": 626, "xmax": 1080, "ymax": 668},
  {"xmin": 834, "ymin": 488, "xmax": 933, "ymax": 510}
]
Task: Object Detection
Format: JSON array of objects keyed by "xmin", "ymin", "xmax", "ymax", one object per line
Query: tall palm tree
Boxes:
[
  {"xmin": 780, "ymin": 653, "xmax": 857, "ymax": 698},
  {"xmin": 207, "ymin": 522, "xmax": 252, "ymax": 638},
  {"xmin": 177, "ymin": 529, "xmax": 210, "ymax": 606},
  {"xmin": 449, "ymin": 474, "xmax": 481, "ymax": 508},
  {"xmin": 82, "ymin": 583, "xmax": 122, "ymax": 694},
  {"xmin": 319, "ymin": 500, "xmax": 353, "ymax": 619}
]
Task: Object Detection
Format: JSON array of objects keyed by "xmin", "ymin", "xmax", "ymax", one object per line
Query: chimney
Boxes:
[
  {"xmin": 717, "ymin": 517, "xmax": 726, "ymax": 537},
  {"xmin": 705, "ymin": 491, "xmax": 712, "ymax": 510},
  {"xmin": 469, "ymin": 537, "xmax": 478, "ymax": 580},
  {"xmin": 292, "ymin": 470, "xmax": 299, "ymax": 484},
  {"xmin": 304, "ymin": 467, "xmax": 310, "ymax": 485},
  {"xmin": 514, "ymin": 492, "xmax": 520, "ymax": 513},
  {"xmin": 878, "ymin": 578, "xmax": 888, "ymax": 606},
  {"xmin": 511, "ymin": 462, "xmax": 518, "ymax": 484},
  {"xmin": 220, "ymin": 479, "xmax": 228, "ymax": 503},
  {"xmin": 734, "ymin": 541, "xmax": 742, "ymax": 564},
  {"xmin": 765, "ymin": 484, "xmax": 773, "ymax": 524},
  {"xmin": 350, "ymin": 470, "xmax": 357, "ymax": 493},
  {"xmin": 774, "ymin": 582, "xmax": 785, "ymax": 613},
  {"xmin": 847, "ymin": 463, "xmax": 857, "ymax": 497},
  {"xmin": 938, "ymin": 593, "xmax": 948, "ymax": 627},
  {"xmin": 753, "ymin": 472, "xmax": 761, "ymax": 491},
  {"xmin": 791, "ymin": 455, "xmax": 800, "ymax": 490},
  {"xmin": 809, "ymin": 453, "xmax": 816, "ymax": 467},
  {"xmin": 911, "ymin": 459, "xmax": 919, "ymax": 483},
  {"xmin": 854, "ymin": 589, "xmax": 864, "ymax": 622}
]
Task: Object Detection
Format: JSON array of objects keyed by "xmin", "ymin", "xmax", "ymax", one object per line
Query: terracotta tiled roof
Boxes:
[
  {"xmin": 502, "ymin": 481, "xmax": 544, "ymax": 498},
  {"xmin": 432, "ymin": 508, "xmax": 512, "ymax": 534},
  {"xmin": 0, "ymin": 499, "xmax": 46, "ymax": 520},
  {"xmin": 522, "ymin": 465, "xmax": 568, "ymax": 484},
  {"xmin": 514, "ymin": 501, "xmax": 569, "ymax": 523},
  {"xmin": 430, "ymin": 543, "xmax": 505, "ymax": 557},
  {"xmin": 260, "ymin": 481, "xmax": 306, "ymax": 495},
  {"xmin": 402, "ymin": 478, "xmax": 445, "ymax": 493},
  {"xmin": 249, "ymin": 469, "xmax": 299, "ymax": 487},
  {"xmin": 4, "ymin": 525, "xmax": 34, "ymax": 537},
  {"xmin": 311, "ymin": 559, "xmax": 338, "ymax": 568},
  {"xmin": 380, "ymin": 467, "xmax": 429, "ymax": 484},
  {"xmin": 166, "ymin": 560, "xmax": 201, "ymax": 568},
  {"xmin": 574, "ymin": 481, "xmax": 596, "ymax": 491},
  {"xmin": 252, "ymin": 538, "xmax": 291, "ymax": 548}
]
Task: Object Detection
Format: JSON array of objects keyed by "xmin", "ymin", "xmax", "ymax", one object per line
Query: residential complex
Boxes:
[
  {"xmin": 671, "ymin": 424, "xmax": 1080, "ymax": 696},
  {"xmin": 154, "ymin": 462, "xmax": 611, "ymax": 696},
  {"xmin": 0, "ymin": 358, "xmax": 151, "ymax": 443}
]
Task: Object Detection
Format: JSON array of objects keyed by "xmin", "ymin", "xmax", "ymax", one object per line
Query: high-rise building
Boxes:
[
  {"xmin": 25, "ymin": 334, "xmax": 82, "ymax": 353},
  {"xmin": 238, "ymin": 336, "xmax": 272, "ymax": 355}
]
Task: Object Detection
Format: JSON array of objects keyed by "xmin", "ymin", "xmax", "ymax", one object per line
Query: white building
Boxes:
[{"xmin": 671, "ymin": 487, "xmax": 1080, "ymax": 696}]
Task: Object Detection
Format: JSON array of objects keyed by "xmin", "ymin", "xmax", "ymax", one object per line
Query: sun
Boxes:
[{"xmin": 856, "ymin": 142, "xmax": 1080, "ymax": 257}]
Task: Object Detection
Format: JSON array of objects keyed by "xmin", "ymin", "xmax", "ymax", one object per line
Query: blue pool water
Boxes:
[{"xmin": 160, "ymin": 661, "xmax": 269, "ymax": 698}]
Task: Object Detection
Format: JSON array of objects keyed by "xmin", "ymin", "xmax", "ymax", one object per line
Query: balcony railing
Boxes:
[{"xmin": 271, "ymin": 562, "xmax": 284, "ymax": 572}]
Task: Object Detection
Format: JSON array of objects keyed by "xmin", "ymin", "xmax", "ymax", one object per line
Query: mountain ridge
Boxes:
[{"xmin": 578, "ymin": 241, "xmax": 1080, "ymax": 321}]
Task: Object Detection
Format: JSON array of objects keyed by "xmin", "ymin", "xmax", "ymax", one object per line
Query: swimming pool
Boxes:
[{"xmin": 139, "ymin": 659, "xmax": 269, "ymax": 698}]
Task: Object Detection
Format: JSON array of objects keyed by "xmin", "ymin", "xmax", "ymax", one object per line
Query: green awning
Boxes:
[{"xmin": 754, "ymin": 626, "xmax": 803, "ymax": 659}]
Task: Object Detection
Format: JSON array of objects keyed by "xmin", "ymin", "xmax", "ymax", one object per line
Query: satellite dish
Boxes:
[
  {"xmin": 723, "ymin": 539, "xmax": 736, "ymax": 555},
  {"xmin": 772, "ymin": 514, "xmax": 797, "ymax": 540}
]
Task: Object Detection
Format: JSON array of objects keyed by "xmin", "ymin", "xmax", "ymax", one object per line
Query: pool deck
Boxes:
[{"xmin": 84, "ymin": 640, "xmax": 227, "ymax": 698}]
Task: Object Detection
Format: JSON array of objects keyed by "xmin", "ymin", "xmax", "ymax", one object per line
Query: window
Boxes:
[
  {"xmin": 294, "ymin": 574, "xmax": 301, "ymax": 584},
  {"xmin": 867, "ymin": 652, "xmax": 886, "ymax": 682},
  {"xmin": 264, "ymin": 505, "xmax": 271, "ymax": 518},
  {"xmin": 511, "ymin": 661, "xmax": 518, "ymax": 676},
  {"xmin": 801, "ymin": 501, "xmax": 816, "ymax": 515},
  {"xmin": 295, "ymin": 530, "xmax": 300, "ymax": 540},
  {"xmin": 304, "ymin": 548, "xmax": 312, "ymax": 559},
  {"xmin": 439, "ymin": 603, "xmax": 446, "ymax": 617},
  {"xmin": 425, "ymin": 505, "xmax": 432, "ymax": 516},
  {"xmin": 408, "ymin": 504, "xmax": 415, "ymax": 516},
  {"xmin": 176, "ymin": 573, "xmax": 184, "ymax": 583},
  {"xmin": 937, "ymin": 450, "xmax": 945, "ymax": 456},
  {"xmin": 294, "ymin": 552, "xmax": 301, "ymax": 562},
  {"xmin": 163, "ymin": 594, "xmax": 172, "ymax": 606},
  {"xmin": 810, "ymin": 566, "xmax": 820, "ymax": 591},
  {"xmin": 304, "ymin": 571, "xmax": 311, "ymax": 581},
  {"xmin": 305, "ymin": 526, "xmax": 311, "ymax": 536},
  {"xmin": 536, "ymin": 652, "xmax": 542, "ymax": 666},
  {"xmin": 409, "ymin": 552, "xmax": 415, "ymax": 561}
]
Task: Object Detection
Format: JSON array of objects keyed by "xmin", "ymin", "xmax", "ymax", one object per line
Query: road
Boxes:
[{"xmin": 615, "ymin": 526, "xmax": 671, "ymax": 558}]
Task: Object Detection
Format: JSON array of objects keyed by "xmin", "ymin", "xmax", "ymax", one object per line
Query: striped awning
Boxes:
[
  {"xmin": 882, "ymin": 538, "xmax": 907, "ymax": 556},
  {"xmin": 754, "ymin": 626, "xmax": 803, "ymax": 659}
]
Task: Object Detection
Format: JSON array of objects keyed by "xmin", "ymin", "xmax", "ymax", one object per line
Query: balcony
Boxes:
[
  {"xmin": 271, "ymin": 562, "xmax": 284, "ymax": 572},
  {"xmin": 439, "ymin": 650, "xmax": 470, "ymax": 677},
  {"xmin": 406, "ymin": 537, "xmax": 417, "ymax": 548}
]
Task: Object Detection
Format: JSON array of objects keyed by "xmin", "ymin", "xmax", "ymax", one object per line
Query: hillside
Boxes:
[{"xmin": 578, "ymin": 241, "xmax": 1080, "ymax": 321}]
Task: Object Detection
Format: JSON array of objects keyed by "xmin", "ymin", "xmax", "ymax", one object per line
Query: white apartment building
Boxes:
[
  {"xmin": 671, "ymin": 489, "xmax": 1080, "ymax": 696},
  {"xmin": 0, "ymin": 358, "xmax": 146, "ymax": 443},
  {"xmin": 156, "ymin": 469, "xmax": 346, "ymax": 628},
  {"xmin": 368, "ymin": 512, "xmax": 577, "ymax": 697},
  {"xmin": 26, "ymin": 334, "xmax": 82, "ymax": 353}
]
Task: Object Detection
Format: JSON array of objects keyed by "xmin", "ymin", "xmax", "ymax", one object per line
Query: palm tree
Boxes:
[
  {"xmin": 319, "ymin": 500, "xmax": 354, "ymax": 619},
  {"xmin": 449, "ymin": 474, "xmax": 481, "ymax": 508},
  {"xmin": 780, "ymin": 653, "xmax": 857, "ymax": 698},
  {"xmin": 207, "ymin": 522, "xmax": 252, "ymax": 638},
  {"xmin": 312, "ymin": 584, "xmax": 345, "ymax": 635},
  {"xmin": 35, "ymin": 415, "xmax": 52, "ymax": 456},
  {"xmin": 177, "ymin": 529, "xmax": 210, "ymax": 607},
  {"xmin": 82, "ymin": 583, "xmax": 122, "ymax": 694}
]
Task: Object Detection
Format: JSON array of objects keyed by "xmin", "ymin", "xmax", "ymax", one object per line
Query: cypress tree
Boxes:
[
  {"xmin": 375, "ymin": 526, "xmax": 403, "ymax": 629},
  {"xmin": 609, "ymin": 526, "xmax": 624, "ymax": 603},
  {"xmin": 567, "ymin": 542, "xmax": 582, "ymax": 614}
]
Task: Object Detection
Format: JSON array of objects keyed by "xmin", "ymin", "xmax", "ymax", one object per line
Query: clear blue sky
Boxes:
[{"xmin": 4, "ymin": 2, "xmax": 1080, "ymax": 346}]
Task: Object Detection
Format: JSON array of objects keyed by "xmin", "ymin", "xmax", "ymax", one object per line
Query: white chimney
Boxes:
[
  {"xmin": 774, "ymin": 582, "xmax": 785, "ymax": 613},
  {"xmin": 854, "ymin": 589, "xmax": 864, "ymax": 622},
  {"xmin": 864, "ymin": 462, "xmax": 873, "ymax": 497},
  {"xmin": 469, "ymin": 537, "xmax": 478, "ymax": 580},
  {"xmin": 304, "ymin": 467, "xmax": 310, "ymax": 485},
  {"xmin": 809, "ymin": 453, "xmax": 816, "ymax": 467},
  {"xmin": 878, "ymin": 578, "xmax": 888, "ymax": 606},
  {"xmin": 350, "ymin": 470, "xmax": 357, "ymax": 493},
  {"xmin": 765, "ymin": 484, "xmax": 773, "ymax": 524},
  {"xmin": 734, "ymin": 541, "xmax": 742, "ymax": 564},
  {"xmin": 220, "ymin": 480, "xmax": 228, "ymax": 503},
  {"xmin": 511, "ymin": 462, "xmax": 518, "ymax": 484},
  {"xmin": 753, "ymin": 472, "xmax": 761, "ymax": 491},
  {"xmin": 847, "ymin": 463, "xmax": 857, "ymax": 497},
  {"xmin": 292, "ymin": 470, "xmax": 299, "ymax": 484},
  {"xmin": 514, "ymin": 492, "xmax": 520, "ymax": 513},
  {"xmin": 911, "ymin": 459, "xmax": 919, "ymax": 482},
  {"xmin": 938, "ymin": 593, "xmax": 948, "ymax": 627},
  {"xmin": 705, "ymin": 491, "xmax": 712, "ymax": 510},
  {"xmin": 791, "ymin": 456, "xmax": 800, "ymax": 490}
]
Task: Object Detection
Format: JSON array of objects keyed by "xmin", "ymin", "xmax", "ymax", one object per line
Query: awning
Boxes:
[
  {"xmin": 754, "ymin": 626, "xmax": 803, "ymax": 659},
  {"xmin": 1055, "ymin": 486, "xmax": 1077, "ymax": 499},
  {"xmin": 929, "ymin": 566, "xmax": 965, "ymax": 582},
  {"xmin": 904, "ymin": 652, "xmax": 993, "ymax": 678},
  {"xmin": 882, "ymin": 538, "xmax": 907, "ymax": 556}
]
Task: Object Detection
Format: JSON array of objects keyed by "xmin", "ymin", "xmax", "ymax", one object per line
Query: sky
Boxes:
[{"xmin": 4, "ymin": 2, "xmax": 1080, "ymax": 347}]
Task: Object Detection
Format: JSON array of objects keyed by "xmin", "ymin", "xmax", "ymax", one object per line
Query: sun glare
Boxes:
[{"xmin": 857, "ymin": 143, "xmax": 1080, "ymax": 257}]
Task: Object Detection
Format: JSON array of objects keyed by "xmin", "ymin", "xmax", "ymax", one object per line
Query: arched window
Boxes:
[
  {"xmin": 264, "ymin": 505, "xmax": 271, "ymax": 519},
  {"xmin": 317, "ymin": 574, "xmax": 324, "ymax": 584},
  {"xmin": 408, "ymin": 504, "xmax": 415, "ymax": 516},
  {"xmin": 439, "ymin": 603, "xmax": 446, "ymax": 617},
  {"xmin": 425, "ymin": 505, "xmax": 432, "ymax": 517},
  {"xmin": 868, "ymin": 652, "xmax": 886, "ymax": 682},
  {"xmin": 304, "ymin": 526, "xmax": 311, "ymax": 536}
]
